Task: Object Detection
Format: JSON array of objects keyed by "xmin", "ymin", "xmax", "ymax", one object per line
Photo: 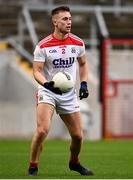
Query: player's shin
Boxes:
[{"xmin": 69, "ymin": 137, "xmax": 82, "ymax": 164}]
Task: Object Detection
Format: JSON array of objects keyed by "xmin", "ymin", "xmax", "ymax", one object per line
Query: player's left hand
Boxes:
[{"xmin": 79, "ymin": 81, "xmax": 89, "ymax": 100}]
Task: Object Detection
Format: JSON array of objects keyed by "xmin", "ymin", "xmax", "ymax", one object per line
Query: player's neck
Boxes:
[{"xmin": 53, "ymin": 31, "xmax": 69, "ymax": 40}]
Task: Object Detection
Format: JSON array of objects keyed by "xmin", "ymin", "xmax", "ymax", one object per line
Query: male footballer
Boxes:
[{"xmin": 28, "ymin": 6, "xmax": 94, "ymax": 176}]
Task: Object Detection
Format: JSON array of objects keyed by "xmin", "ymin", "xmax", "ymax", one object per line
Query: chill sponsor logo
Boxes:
[{"xmin": 53, "ymin": 57, "xmax": 75, "ymax": 68}]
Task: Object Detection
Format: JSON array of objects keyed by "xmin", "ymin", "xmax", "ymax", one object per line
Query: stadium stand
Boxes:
[
  {"xmin": 0, "ymin": 0, "xmax": 133, "ymax": 54},
  {"xmin": 104, "ymin": 13, "xmax": 133, "ymax": 37},
  {"xmin": 0, "ymin": 5, "xmax": 21, "ymax": 38}
]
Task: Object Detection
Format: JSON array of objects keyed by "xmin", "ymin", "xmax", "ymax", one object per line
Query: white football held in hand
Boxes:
[{"xmin": 52, "ymin": 72, "xmax": 74, "ymax": 93}]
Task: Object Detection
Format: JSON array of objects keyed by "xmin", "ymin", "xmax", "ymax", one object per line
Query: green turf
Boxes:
[{"xmin": 0, "ymin": 139, "xmax": 133, "ymax": 179}]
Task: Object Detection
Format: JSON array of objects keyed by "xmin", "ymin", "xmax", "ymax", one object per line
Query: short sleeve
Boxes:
[
  {"xmin": 33, "ymin": 45, "xmax": 46, "ymax": 62},
  {"xmin": 78, "ymin": 42, "xmax": 85, "ymax": 57}
]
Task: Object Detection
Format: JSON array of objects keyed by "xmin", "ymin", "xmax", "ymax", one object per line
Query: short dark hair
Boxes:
[{"xmin": 51, "ymin": 6, "xmax": 70, "ymax": 16}]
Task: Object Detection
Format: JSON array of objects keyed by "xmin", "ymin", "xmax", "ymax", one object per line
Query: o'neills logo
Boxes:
[{"xmin": 53, "ymin": 57, "xmax": 75, "ymax": 68}]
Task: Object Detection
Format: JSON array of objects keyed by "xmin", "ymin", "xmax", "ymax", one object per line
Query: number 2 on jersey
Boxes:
[{"xmin": 62, "ymin": 48, "xmax": 65, "ymax": 54}]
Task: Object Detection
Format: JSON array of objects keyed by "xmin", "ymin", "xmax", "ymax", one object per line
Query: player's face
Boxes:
[{"xmin": 53, "ymin": 11, "xmax": 72, "ymax": 34}]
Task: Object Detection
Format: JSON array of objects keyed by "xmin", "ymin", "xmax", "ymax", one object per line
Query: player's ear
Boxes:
[{"xmin": 52, "ymin": 16, "xmax": 57, "ymax": 26}]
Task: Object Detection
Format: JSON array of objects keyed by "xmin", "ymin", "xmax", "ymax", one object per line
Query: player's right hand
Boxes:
[{"xmin": 43, "ymin": 81, "xmax": 62, "ymax": 95}]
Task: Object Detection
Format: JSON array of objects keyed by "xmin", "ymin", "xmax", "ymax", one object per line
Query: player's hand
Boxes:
[
  {"xmin": 79, "ymin": 81, "xmax": 89, "ymax": 100},
  {"xmin": 43, "ymin": 81, "xmax": 62, "ymax": 95}
]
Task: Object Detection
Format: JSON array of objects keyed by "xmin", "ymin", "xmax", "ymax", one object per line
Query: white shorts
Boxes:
[{"xmin": 37, "ymin": 88, "xmax": 80, "ymax": 114}]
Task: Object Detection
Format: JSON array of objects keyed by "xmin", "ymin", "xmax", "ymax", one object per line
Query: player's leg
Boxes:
[
  {"xmin": 28, "ymin": 103, "xmax": 55, "ymax": 176},
  {"xmin": 60, "ymin": 111, "xmax": 93, "ymax": 176},
  {"xmin": 60, "ymin": 112, "xmax": 83, "ymax": 163}
]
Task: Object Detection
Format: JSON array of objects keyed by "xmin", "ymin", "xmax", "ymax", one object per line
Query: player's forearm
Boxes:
[
  {"xmin": 79, "ymin": 62, "xmax": 89, "ymax": 82},
  {"xmin": 33, "ymin": 71, "xmax": 47, "ymax": 86}
]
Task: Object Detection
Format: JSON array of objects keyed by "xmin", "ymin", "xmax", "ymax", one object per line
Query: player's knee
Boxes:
[
  {"xmin": 71, "ymin": 133, "xmax": 83, "ymax": 142},
  {"xmin": 37, "ymin": 128, "xmax": 49, "ymax": 139}
]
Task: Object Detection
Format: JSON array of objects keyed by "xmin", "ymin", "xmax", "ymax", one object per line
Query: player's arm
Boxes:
[
  {"xmin": 33, "ymin": 61, "xmax": 47, "ymax": 86},
  {"xmin": 77, "ymin": 54, "xmax": 89, "ymax": 82},
  {"xmin": 77, "ymin": 54, "xmax": 89, "ymax": 100}
]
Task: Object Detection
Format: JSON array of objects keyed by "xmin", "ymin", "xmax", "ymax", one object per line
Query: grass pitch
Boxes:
[{"xmin": 0, "ymin": 139, "xmax": 133, "ymax": 179}]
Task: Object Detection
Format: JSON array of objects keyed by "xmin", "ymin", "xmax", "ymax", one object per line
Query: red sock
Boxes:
[{"xmin": 29, "ymin": 161, "xmax": 38, "ymax": 168}]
